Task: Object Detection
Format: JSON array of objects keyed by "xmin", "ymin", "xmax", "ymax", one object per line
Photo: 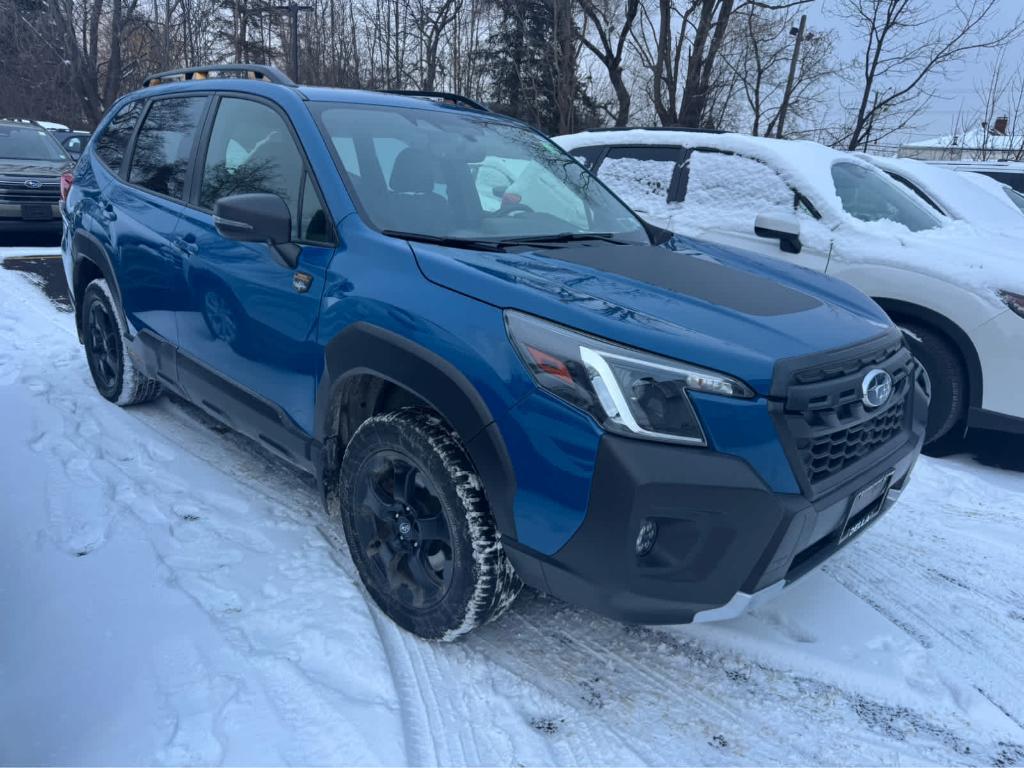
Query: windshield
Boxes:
[
  {"xmin": 1004, "ymin": 186, "xmax": 1024, "ymax": 216},
  {"xmin": 831, "ymin": 161, "xmax": 940, "ymax": 232},
  {"xmin": 313, "ymin": 103, "xmax": 648, "ymax": 244},
  {"xmin": 0, "ymin": 124, "xmax": 68, "ymax": 161}
]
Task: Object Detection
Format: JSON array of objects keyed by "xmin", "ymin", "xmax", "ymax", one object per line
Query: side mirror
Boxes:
[
  {"xmin": 754, "ymin": 211, "xmax": 802, "ymax": 254},
  {"xmin": 214, "ymin": 193, "xmax": 298, "ymax": 268}
]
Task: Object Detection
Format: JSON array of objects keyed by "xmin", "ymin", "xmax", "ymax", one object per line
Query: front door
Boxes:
[
  {"xmin": 678, "ymin": 149, "xmax": 833, "ymax": 273},
  {"xmin": 173, "ymin": 95, "xmax": 335, "ymax": 458}
]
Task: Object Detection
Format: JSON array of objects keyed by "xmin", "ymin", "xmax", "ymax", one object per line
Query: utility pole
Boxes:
[
  {"xmin": 776, "ymin": 14, "xmax": 808, "ymax": 139},
  {"xmin": 247, "ymin": 1, "xmax": 313, "ymax": 82}
]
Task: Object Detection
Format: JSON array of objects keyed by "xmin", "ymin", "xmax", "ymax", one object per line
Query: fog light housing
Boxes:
[{"xmin": 635, "ymin": 519, "xmax": 658, "ymax": 556}]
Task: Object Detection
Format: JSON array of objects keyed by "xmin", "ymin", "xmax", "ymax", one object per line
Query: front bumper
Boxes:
[
  {"xmin": 503, "ymin": 399, "xmax": 925, "ymax": 625},
  {"xmin": 970, "ymin": 308, "xmax": 1024, "ymax": 423}
]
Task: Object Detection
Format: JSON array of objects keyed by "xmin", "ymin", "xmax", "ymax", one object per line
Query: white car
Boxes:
[
  {"xmin": 866, "ymin": 155, "xmax": 1024, "ymax": 232},
  {"xmin": 555, "ymin": 129, "xmax": 1024, "ymax": 447}
]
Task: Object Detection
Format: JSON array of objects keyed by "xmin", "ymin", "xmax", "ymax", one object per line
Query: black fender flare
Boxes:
[
  {"xmin": 314, "ymin": 322, "xmax": 518, "ymax": 538},
  {"xmin": 71, "ymin": 230, "xmax": 125, "ymax": 339},
  {"xmin": 873, "ymin": 297, "xmax": 983, "ymax": 410}
]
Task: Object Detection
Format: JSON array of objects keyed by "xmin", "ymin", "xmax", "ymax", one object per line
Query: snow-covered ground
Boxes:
[{"xmin": 2, "ymin": 255, "xmax": 1024, "ymax": 766}]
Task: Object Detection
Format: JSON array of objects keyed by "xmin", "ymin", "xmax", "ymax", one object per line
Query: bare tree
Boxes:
[
  {"xmin": 578, "ymin": 0, "xmax": 640, "ymax": 125},
  {"xmin": 723, "ymin": 6, "xmax": 839, "ymax": 136},
  {"xmin": 632, "ymin": 0, "xmax": 811, "ymax": 128},
  {"xmin": 836, "ymin": 0, "xmax": 1024, "ymax": 151}
]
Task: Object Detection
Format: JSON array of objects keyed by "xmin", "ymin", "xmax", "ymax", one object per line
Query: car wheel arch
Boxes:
[
  {"xmin": 315, "ymin": 322, "xmax": 518, "ymax": 539},
  {"xmin": 72, "ymin": 232, "xmax": 123, "ymax": 341},
  {"xmin": 872, "ymin": 296, "xmax": 983, "ymax": 410}
]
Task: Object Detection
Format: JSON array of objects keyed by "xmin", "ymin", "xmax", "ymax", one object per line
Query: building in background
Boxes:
[{"xmin": 899, "ymin": 116, "xmax": 1023, "ymax": 161}]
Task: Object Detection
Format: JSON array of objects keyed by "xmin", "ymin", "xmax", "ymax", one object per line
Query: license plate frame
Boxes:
[
  {"xmin": 21, "ymin": 203, "xmax": 54, "ymax": 221},
  {"xmin": 839, "ymin": 470, "xmax": 895, "ymax": 544}
]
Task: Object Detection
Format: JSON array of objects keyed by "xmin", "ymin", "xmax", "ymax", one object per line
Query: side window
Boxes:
[
  {"xmin": 685, "ymin": 151, "xmax": 793, "ymax": 213},
  {"xmin": 570, "ymin": 145, "xmax": 604, "ymax": 170},
  {"xmin": 127, "ymin": 96, "xmax": 207, "ymax": 199},
  {"xmin": 95, "ymin": 100, "xmax": 143, "ymax": 172},
  {"xmin": 596, "ymin": 146, "xmax": 680, "ymax": 214},
  {"xmin": 199, "ymin": 98, "xmax": 304, "ymax": 232}
]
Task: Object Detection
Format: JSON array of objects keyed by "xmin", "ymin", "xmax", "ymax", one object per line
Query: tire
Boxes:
[
  {"xmin": 900, "ymin": 320, "xmax": 965, "ymax": 448},
  {"xmin": 338, "ymin": 408, "xmax": 522, "ymax": 640},
  {"xmin": 81, "ymin": 279, "xmax": 162, "ymax": 406}
]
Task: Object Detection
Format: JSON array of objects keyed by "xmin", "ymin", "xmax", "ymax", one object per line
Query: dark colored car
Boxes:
[
  {"xmin": 0, "ymin": 119, "xmax": 73, "ymax": 238},
  {"xmin": 52, "ymin": 129, "xmax": 92, "ymax": 159},
  {"xmin": 62, "ymin": 64, "xmax": 928, "ymax": 640}
]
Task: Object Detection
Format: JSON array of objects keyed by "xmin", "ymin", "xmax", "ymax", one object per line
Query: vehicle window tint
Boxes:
[
  {"xmin": 199, "ymin": 98, "xmax": 304, "ymax": 231},
  {"xmin": 686, "ymin": 151, "xmax": 792, "ymax": 211},
  {"xmin": 596, "ymin": 146, "xmax": 678, "ymax": 216},
  {"xmin": 95, "ymin": 101, "xmax": 142, "ymax": 171},
  {"xmin": 299, "ymin": 172, "xmax": 331, "ymax": 243},
  {"xmin": 128, "ymin": 97, "xmax": 207, "ymax": 198},
  {"xmin": 570, "ymin": 145, "xmax": 604, "ymax": 169}
]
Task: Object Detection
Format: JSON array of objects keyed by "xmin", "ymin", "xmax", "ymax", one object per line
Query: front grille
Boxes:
[
  {"xmin": 0, "ymin": 179, "xmax": 61, "ymax": 204},
  {"xmin": 800, "ymin": 393, "xmax": 907, "ymax": 485},
  {"xmin": 780, "ymin": 338, "xmax": 915, "ymax": 491}
]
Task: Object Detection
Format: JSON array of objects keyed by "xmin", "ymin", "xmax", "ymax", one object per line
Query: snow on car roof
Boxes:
[{"xmin": 866, "ymin": 154, "xmax": 1024, "ymax": 232}]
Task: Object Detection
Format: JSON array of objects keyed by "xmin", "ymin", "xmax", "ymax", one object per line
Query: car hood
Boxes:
[
  {"xmin": 0, "ymin": 159, "xmax": 70, "ymax": 177},
  {"xmin": 412, "ymin": 234, "xmax": 893, "ymax": 395},
  {"xmin": 833, "ymin": 220, "xmax": 1024, "ymax": 298}
]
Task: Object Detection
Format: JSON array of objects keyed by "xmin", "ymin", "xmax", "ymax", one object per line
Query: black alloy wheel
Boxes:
[
  {"xmin": 352, "ymin": 450, "xmax": 454, "ymax": 609},
  {"xmin": 85, "ymin": 295, "xmax": 121, "ymax": 398}
]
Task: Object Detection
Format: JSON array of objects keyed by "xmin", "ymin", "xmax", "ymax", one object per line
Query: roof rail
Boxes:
[
  {"xmin": 585, "ymin": 125, "xmax": 728, "ymax": 135},
  {"xmin": 379, "ymin": 90, "xmax": 490, "ymax": 112},
  {"xmin": 142, "ymin": 64, "xmax": 296, "ymax": 88}
]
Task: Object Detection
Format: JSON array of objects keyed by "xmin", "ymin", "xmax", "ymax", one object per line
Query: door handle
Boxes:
[{"xmin": 173, "ymin": 236, "xmax": 199, "ymax": 257}]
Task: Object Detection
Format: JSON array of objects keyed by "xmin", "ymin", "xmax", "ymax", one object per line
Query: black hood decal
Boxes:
[{"xmin": 539, "ymin": 243, "xmax": 821, "ymax": 317}]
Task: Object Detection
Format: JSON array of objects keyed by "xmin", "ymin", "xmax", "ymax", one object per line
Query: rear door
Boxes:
[
  {"xmin": 172, "ymin": 94, "xmax": 336, "ymax": 452},
  {"xmin": 107, "ymin": 94, "xmax": 210, "ymax": 344}
]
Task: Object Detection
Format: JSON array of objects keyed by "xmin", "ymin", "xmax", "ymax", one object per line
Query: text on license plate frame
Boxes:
[{"xmin": 839, "ymin": 470, "xmax": 895, "ymax": 544}]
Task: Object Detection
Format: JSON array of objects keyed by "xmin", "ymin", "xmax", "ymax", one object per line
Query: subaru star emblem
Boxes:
[
  {"xmin": 24, "ymin": 179, "xmax": 42, "ymax": 189},
  {"xmin": 861, "ymin": 368, "xmax": 893, "ymax": 409}
]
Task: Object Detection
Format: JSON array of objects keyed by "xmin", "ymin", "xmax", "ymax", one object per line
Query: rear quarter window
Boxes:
[{"xmin": 95, "ymin": 100, "xmax": 144, "ymax": 172}]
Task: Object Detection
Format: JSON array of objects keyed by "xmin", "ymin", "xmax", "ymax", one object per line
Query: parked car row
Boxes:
[{"xmin": 552, "ymin": 129, "xmax": 1024, "ymax": 451}]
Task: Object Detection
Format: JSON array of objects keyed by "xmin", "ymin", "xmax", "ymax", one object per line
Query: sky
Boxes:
[{"xmin": 805, "ymin": 0, "xmax": 1024, "ymax": 143}]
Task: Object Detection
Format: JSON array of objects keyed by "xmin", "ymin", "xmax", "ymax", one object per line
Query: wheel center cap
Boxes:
[{"xmin": 397, "ymin": 517, "xmax": 413, "ymax": 537}]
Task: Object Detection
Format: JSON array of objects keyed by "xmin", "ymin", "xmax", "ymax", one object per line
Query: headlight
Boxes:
[
  {"xmin": 999, "ymin": 290, "xmax": 1024, "ymax": 319},
  {"xmin": 505, "ymin": 311, "xmax": 754, "ymax": 445}
]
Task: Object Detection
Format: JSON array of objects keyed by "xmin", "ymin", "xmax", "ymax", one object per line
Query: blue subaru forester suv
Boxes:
[{"xmin": 62, "ymin": 64, "xmax": 928, "ymax": 639}]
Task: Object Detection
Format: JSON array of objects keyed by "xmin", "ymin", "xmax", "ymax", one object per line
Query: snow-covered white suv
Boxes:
[{"xmin": 555, "ymin": 129, "xmax": 1024, "ymax": 447}]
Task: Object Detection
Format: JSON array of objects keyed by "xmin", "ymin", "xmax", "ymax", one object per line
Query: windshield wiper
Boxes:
[
  {"xmin": 381, "ymin": 230, "xmax": 507, "ymax": 252},
  {"xmin": 492, "ymin": 232, "xmax": 631, "ymax": 247}
]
